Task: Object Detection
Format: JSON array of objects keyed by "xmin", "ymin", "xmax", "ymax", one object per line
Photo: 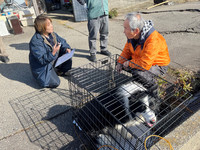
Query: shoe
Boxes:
[
  {"xmin": 56, "ymin": 70, "xmax": 63, "ymax": 76},
  {"xmin": 56, "ymin": 70, "xmax": 71, "ymax": 77},
  {"xmin": 0, "ymin": 56, "xmax": 9, "ymax": 63},
  {"xmin": 100, "ymin": 50, "xmax": 111, "ymax": 56},
  {"xmin": 63, "ymin": 71, "xmax": 71, "ymax": 76},
  {"xmin": 62, "ymin": 72, "xmax": 71, "ymax": 80},
  {"xmin": 90, "ymin": 54, "xmax": 97, "ymax": 62}
]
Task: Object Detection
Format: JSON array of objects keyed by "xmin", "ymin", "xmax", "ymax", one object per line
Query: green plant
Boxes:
[
  {"xmin": 109, "ymin": 8, "xmax": 118, "ymax": 18},
  {"xmin": 156, "ymin": 77, "xmax": 168, "ymax": 98},
  {"xmin": 175, "ymin": 69, "xmax": 194, "ymax": 92},
  {"xmin": 156, "ymin": 67, "xmax": 200, "ymax": 101}
]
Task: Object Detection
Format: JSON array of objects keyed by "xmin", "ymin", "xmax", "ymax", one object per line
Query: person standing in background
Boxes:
[
  {"xmin": 77, "ymin": 0, "xmax": 111, "ymax": 62},
  {"xmin": 0, "ymin": 36, "xmax": 9, "ymax": 63}
]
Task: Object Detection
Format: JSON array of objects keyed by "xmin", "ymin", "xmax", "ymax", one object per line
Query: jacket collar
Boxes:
[
  {"xmin": 139, "ymin": 20, "xmax": 154, "ymax": 46},
  {"xmin": 128, "ymin": 20, "xmax": 155, "ymax": 50},
  {"xmin": 35, "ymin": 32, "xmax": 57, "ymax": 50}
]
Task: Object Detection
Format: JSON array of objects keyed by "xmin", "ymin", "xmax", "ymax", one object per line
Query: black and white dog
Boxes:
[{"xmin": 73, "ymin": 81, "xmax": 160, "ymax": 149}]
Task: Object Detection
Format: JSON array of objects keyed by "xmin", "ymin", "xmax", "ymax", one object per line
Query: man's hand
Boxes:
[
  {"xmin": 52, "ymin": 44, "xmax": 61, "ymax": 56},
  {"xmin": 66, "ymin": 48, "xmax": 71, "ymax": 53},
  {"xmin": 123, "ymin": 61, "xmax": 129, "ymax": 68},
  {"xmin": 116, "ymin": 63, "xmax": 122, "ymax": 72},
  {"xmin": 122, "ymin": 61, "xmax": 130, "ymax": 71}
]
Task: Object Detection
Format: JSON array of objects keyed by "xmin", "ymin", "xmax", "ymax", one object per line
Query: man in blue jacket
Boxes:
[{"xmin": 77, "ymin": 0, "xmax": 111, "ymax": 62}]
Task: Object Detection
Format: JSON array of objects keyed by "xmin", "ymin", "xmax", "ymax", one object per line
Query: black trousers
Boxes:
[
  {"xmin": 55, "ymin": 58, "xmax": 72, "ymax": 73},
  {"xmin": 130, "ymin": 65, "xmax": 168, "ymax": 96}
]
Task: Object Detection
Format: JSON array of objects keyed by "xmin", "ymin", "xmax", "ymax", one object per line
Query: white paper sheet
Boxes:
[{"xmin": 55, "ymin": 49, "xmax": 75, "ymax": 67}]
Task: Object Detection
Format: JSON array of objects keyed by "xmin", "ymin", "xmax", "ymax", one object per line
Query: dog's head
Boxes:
[
  {"xmin": 140, "ymin": 94, "xmax": 159, "ymax": 127},
  {"xmin": 118, "ymin": 81, "xmax": 159, "ymax": 127},
  {"xmin": 129, "ymin": 91, "xmax": 158, "ymax": 127}
]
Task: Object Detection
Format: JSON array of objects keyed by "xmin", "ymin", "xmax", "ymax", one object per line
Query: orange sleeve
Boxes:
[{"xmin": 118, "ymin": 42, "xmax": 132, "ymax": 64}]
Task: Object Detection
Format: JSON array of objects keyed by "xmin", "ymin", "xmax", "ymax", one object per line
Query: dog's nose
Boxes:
[
  {"xmin": 150, "ymin": 120, "xmax": 154, "ymax": 124},
  {"xmin": 150, "ymin": 118, "xmax": 156, "ymax": 124}
]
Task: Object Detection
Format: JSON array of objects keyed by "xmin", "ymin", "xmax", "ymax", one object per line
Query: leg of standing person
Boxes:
[
  {"xmin": 88, "ymin": 18, "xmax": 100, "ymax": 62},
  {"xmin": 99, "ymin": 15, "xmax": 111, "ymax": 56},
  {"xmin": 0, "ymin": 36, "xmax": 9, "ymax": 63}
]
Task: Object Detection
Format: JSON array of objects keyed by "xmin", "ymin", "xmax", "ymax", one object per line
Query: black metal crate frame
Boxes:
[{"xmin": 69, "ymin": 54, "xmax": 192, "ymax": 150}]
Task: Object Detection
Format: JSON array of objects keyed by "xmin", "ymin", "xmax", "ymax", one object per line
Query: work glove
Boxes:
[{"xmin": 116, "ymin": 63, "xmax": 123, "ymax": 73}]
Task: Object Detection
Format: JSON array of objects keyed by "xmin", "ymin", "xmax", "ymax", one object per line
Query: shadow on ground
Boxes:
[
  {"xmin": 9, "ymin": 89, "xmax": 85, "ymax": 150},
  {"xmin": 73, "ymin": 48, "xmax": 90, "ymax": 60},
  {"xmin": 9, "ymin": 43, "xmax": 29, "ymax": 51},
  {"xmin": 48, "ymin": 8, "xmax": 75, "ymax": 22},
  {"xmin": 0, "ymin": 63, "xmax": 40, "ymax": 89}
]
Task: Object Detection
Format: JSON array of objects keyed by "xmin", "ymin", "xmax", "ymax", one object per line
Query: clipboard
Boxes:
[{"xmin": 55, "ymin": 49, "xmax": 75, "ymax": 67}]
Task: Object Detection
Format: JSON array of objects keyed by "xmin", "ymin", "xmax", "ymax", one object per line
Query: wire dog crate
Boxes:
[{"xmin": 69, "ymin": 54, "xmax": 192, "ymax": 150}]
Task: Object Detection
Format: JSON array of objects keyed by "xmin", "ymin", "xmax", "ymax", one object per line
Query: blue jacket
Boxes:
[{"xmin": 29, "ymin": 32, "xmax": 71, "ymax": 88}]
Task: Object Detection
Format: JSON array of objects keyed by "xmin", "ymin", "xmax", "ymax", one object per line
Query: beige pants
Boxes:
[{"xmin": 0, "ymin": 36, "xmax": 8, "ymax": 57}]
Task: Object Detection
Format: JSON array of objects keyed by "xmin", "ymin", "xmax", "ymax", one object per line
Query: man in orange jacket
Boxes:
[{"xmin": 116, "ymin": 12, "xmax": 170, "ymax": 84}]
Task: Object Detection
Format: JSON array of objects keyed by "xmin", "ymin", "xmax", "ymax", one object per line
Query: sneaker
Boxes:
[
  {"xmin": 90, "ymin": 54, "xmax": 97, "ymax": 62},
  {"xmin": 100, "ymin": 50, "xmax": 111, "ymax": 56}
]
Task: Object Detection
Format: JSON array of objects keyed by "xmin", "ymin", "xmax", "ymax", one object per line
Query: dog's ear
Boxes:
[{"xmin": 140, "ymin": 103, "xmax": 147, "ymax": 111}]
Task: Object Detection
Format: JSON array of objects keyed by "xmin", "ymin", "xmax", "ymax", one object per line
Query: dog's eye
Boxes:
[
  {"xmin": 141, "ymin": 105, "xmax": 146, "ymax": 111},
  {"xmin": 149, "ymin": 102, "xmax": 153, "ymax": 106},
  {"xmin": 128, "ymin": 96, "xmax": 132, "ymax": 101}
]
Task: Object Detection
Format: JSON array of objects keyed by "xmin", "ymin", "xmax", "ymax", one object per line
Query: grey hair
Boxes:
[{"xmin": 124, "ymin": 12, "xmax": 145, "ymax": 31}]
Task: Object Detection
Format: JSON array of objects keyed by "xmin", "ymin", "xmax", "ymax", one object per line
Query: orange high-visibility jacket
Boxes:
[{"xmin": 118, "ymin": 30, "xmax": 170, "ymax": 70}]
